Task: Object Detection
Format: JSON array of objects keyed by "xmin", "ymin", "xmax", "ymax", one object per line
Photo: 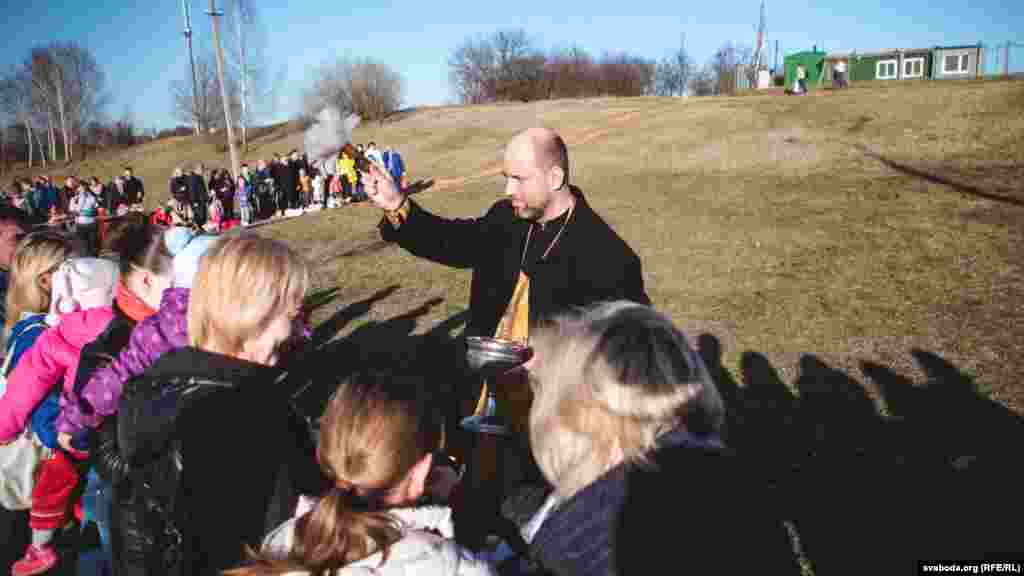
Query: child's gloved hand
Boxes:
[{"xmin": 58, "ymin": 431, "xmax": 91, "ymax": 457}]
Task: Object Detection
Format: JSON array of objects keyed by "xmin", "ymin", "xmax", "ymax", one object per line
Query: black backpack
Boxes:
[{"xmin": 119, "ymin": 377, "xmax": 231, "ymax": 575}]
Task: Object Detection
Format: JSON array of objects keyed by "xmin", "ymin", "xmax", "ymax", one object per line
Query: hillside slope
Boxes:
[{"xmin": 10, "ymin": 80, "xmax": 1024, "ymax": 413}]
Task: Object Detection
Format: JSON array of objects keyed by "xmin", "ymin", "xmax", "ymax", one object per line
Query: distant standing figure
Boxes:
[
  {"xmin": 833, "ymin": 60, "xmax": 848, "ymax": 89},
  {"xmin": 170, "ymin": 167, "xmax": 190, "ymax": 205},
  {"xmin": 795, "ymin": 64, "xmax": 807, "ymax": 94},
  {"xmin": 69, "ymin": 182, "xmax": 100, "ymax": 256},
  {"xmin": 122, "ymin": 167, "xmax": 145, "ymax": 210},
  {"xmin": 383, "ymin": 145, "xmax": 407, "ymax": 190},
  {"xmin": 188, "ymin": 164, "xmax": 209, "ymax": 227}
]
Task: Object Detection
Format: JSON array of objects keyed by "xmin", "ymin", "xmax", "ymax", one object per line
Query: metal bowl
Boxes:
[{"xmin": 465, "ymin": 336, "xmax": 532, "ymax": 378}]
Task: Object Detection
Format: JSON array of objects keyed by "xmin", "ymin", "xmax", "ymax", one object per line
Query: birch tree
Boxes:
[{"xmin": 223, "ymin": 0, "xmax": 277, "ymax": 151}]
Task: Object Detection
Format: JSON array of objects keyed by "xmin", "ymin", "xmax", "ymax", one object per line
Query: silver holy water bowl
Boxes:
[{"xmin": 460, "ymin": 337, "xmax": 532, "ymax": 436}]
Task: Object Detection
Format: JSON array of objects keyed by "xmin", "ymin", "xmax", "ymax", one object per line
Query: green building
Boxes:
[
  {"xmin": 833, "ymin": 49, "xmax": 933, "ymax": 83},
  {"xmin": 784, "ymin": 49, "xmax": 826, "ymax": 90}
]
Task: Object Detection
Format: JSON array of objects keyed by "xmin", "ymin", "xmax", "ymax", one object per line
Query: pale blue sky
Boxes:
[{"xmin": 2, "ymin": 0, "xmax": 1021, "ymax": 131}]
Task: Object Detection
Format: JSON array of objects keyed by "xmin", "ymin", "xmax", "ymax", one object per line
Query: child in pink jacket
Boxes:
[{"xmin": 0, "ymin": 257, "xmax": 119, "ymax": 576}]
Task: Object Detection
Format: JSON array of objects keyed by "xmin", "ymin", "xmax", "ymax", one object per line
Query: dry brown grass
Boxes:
[{"xmin": 10, "ymin": 80, "xmax": 1024, "ymax": 414}]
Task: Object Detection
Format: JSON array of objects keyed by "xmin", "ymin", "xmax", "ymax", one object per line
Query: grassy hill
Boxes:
[{"xmin": 10, "ymin": 78, "xmax": 1024, "ymax": 414}]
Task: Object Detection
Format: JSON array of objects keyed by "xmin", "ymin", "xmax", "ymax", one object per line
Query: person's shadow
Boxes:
[
  {"xmin": 698, "ymin": 335, "xmax": 1024, "ymax": 573},
  {"xmin": 291, "ymin": 288, "xmax": 473, "ymax": 435}
]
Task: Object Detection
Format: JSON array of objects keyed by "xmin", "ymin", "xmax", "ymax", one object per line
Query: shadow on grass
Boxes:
[
  {"xmin": 698, "ymin": 334, "xmax": 1024, "ymax": 573},
  {"xmin": 303, "ymin": 286, "xmax": 342, "ymax": 315},
  {"xmin": 292, "ymin": 295, "xmax": 472, "ymax": 432},
  {"xmin": 319, "ymin": 239, "xmax": 391, "ymax": 264},
  {"xmin": 310, "ymin": 284, "xmax": 400, "ymax": 347},
  {"xmin": 857, "ymin": 143, "xmax": 1024, "ymax": 207}
]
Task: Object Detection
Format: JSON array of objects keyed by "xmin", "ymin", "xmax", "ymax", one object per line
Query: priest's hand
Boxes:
[{"xmin": 362, "ymin": 160, "xmax": 404, "ymax": 212}]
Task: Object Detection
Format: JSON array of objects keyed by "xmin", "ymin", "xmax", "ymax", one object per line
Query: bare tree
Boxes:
[
  {"xmin": 30, "ymin": 49, "xmax": 68, "ymax": 162},
  {"xmin": 171, "ymin": 52, "xmax": 240, "ymax": 132},
  {"xmin": 449, "ymin": 35, "xmax": 497, "ymax": 104},
  {"xmin": 113, "ymin": 105, "xmax": 135, "ymax": 147},
  {"xmin": 348, "ymin": 59, "xmax": 404, "ymax": 122},
  {"xmin": 689, "ymin": 64, "xmax": 716, "ymax": 96},
  {"xmin": 303, "ymin": 57, "xmax": 403, "ymax": 122},
  {"xmin": 303, "ymin": 58, "xmax": 354, "ymax": 119},
  {"xmin": 708, "ymin": 42, "xmax": 752, "ymax": 95},
  {"xmin": 60, "ymin": 43, "xmax": 108, "ymax": 157},
  {"xmin": 547, "ymin": 45, "xmax": 595, "ymax": 98},
  {"xmin": 657, "ymin": 34, "xmax": 693, "ymax": 96},
  {"xmin": 0, "ymin": 68, "xmax": 39, "ymax": 167},
  {"xmin": 223, "ymin": 0, "xmax": 278, "ymax": 152},
  {"xmin": 23, "ymin": 43, "xmax": 108, "ymax": 164},
  {"xmin": 595, "ymin": 52, "xmax": 656, "ymax": 97},
  {"xmin": 451, "ymin": 30, "xmax": 658, "ymax": 103},
  {"xmin": 449, "ymin": 29, "xmax": 541, "ymax": 103}
]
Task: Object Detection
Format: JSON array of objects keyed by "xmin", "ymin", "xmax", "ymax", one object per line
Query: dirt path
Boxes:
[{"xmin": 427, "ymin": 105, "xmax": 675, "ymax": 193}]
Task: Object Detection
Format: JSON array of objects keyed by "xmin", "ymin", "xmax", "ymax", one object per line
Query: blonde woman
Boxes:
[
  {"xmin": 520, "ymin": 301, "xmax": 798, "ymax": 575},
  {"xmin": 116, "ymin": 234, "xmax": 325, "ymax": 575},
  {"xmin": 1, "ymin": 232, "xmax": 75, "ymax": 353},
  {"xmin": 0, "ymin": 232, "xmax": 60, "ymax": 576},
  {"xmin": 228, "ymin": 368, "xmax": 495, "ymax": 576}
]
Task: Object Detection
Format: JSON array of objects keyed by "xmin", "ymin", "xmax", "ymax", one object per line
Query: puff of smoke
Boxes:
[{"xmin": 304, "ymin": 107, "xmax": 361, "ymax": 162}]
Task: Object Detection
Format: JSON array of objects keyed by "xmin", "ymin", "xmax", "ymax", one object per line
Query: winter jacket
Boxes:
[
  {"xmin": 56, "ymin": 287, "xmax": 189, "ymax": 436},
  {"xmin": 2, "ymin": 314, "xmax": 51, "ymax": 447},
  {"xmin": 383, "ymin": 150, "xmax": 405, "ymax": 183},
  {"xmin": 123, "ymin": 176, "xmax": 145, "ymax": 205},
  {"xmin": 70, "ymin": 190, "xmax": 100, "ymax": 225},
  {"xmin": 3, "ymin": 313, "xmax": 49, "ymax": 379},
  {"xmin": 338, "ymin": 155, "xmax": 357, "ymax": 185},
  {"xmin": 236, "ymin": 175, "xmax": 251, "ymax": 209},
  {"xmin": 75, "ymin": 301, "xmax": 151, "ymax": 572},
  {"xmin": 525, "ymin": 428, "xmax": 799, "ymax": 576},
  {"xmin": 0, "ymin": 307, "xmax": 114, "ymax": 443},
  {"xmin": 117, "ymin": 346, "xmax": 327, "ymax": 575},
  {"xmin": 0, "ymin": 270, "xmax": 8, "ymax": 329},
  {"xmin": 261, "ymin": 506, "xmax": 495, "ymax": 576},
  {"xmin": 186, "ymin": 173, "xmax": 208, "ymax": 206},
  {"xmin": 170, "ymin": 176, "xmax": 190, "ymax": 204},
  {"xmin": 150, "ymin": 209, "xmax": 173, "ymax": 227}
]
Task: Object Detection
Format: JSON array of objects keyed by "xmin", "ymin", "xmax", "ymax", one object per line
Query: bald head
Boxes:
[
  {"xmin": 504, "ymin": 128, "xmax": 575, "ymax": 223},
  {"xmin": 510, "ymin": 127, "xmax": 570, "ymax": 190}
]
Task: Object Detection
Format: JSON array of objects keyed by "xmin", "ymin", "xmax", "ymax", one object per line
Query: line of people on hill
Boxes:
[
  {"xmin": 159, "ymin": 142, "xmax": 407, "ymax": 232},
  {"xmin": 1, "ymin": 169, "xmax": 147, "ymax": 259},
  {"xmin": 3, "ymin": 169, "xmax": 145, "ymax": 228}
]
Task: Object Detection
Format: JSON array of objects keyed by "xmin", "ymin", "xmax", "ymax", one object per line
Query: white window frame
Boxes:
[
  {"xmin": 876, "ymin": 59, "xmax": 898, "ymax": 80},
  {"xmin": 903, "ymin": 57, "xmax": 924, "ymax": 78},
  {"xmin": 942, "ymin": 52, "xmax": 970, "ymax": 74}
]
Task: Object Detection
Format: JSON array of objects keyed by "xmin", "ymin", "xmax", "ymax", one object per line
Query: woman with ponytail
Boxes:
[{"xmin": 228, "ymin": 368, "xmax": 494, "ymax": 576}]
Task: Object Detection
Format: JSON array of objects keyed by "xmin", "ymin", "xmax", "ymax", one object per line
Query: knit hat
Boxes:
[
  {"xmin": 46, "ymin": 257, "xmax": 120, "ymax": 326},
  {"xmin": 163, "ymin": 226, "xmax": 196, "ymax": 256},
  {"xmin": 172, "ymin": 234, "xmax": 220, "ymax": 288}
]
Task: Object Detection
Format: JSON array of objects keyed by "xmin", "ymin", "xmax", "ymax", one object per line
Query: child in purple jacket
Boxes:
[
  {"xmin": 56, "ymin": 233, "xmax": 316, "ymax": 439},
  {"xmin": 54, "ymin": 235, "xmax": 219, "ymax": 438}
]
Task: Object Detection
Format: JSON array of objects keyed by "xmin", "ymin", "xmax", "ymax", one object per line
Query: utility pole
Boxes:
[
  {"xmin": 208, "ymin": 0, "xmax": 240, "ymax": 181},
  {"xmin": 182, "ymin": 0, "xmax": 201, "ymax": 135},
  {"xmin": 237, "ymin": 6, "xmax": 248, "ymax": 152}
]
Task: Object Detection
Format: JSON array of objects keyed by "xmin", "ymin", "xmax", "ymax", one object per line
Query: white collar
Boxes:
[{"xmin": 388, "ymin": 505, "xmax": 454, "ymax": 539}]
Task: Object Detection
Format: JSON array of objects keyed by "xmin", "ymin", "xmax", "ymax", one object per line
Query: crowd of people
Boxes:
[
  {"xmin": 159, "ymin": 142, "xmax": 407, "ymax": 232},
  {"xmin": 1, "ymin": 169, "xmax": 146, "ymax": 258},
  {"xmin": 0, "ymin": 128, "xmax": 802, "ymax": 576}
]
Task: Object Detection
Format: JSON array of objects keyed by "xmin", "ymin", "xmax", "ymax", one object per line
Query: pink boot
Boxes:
[{"xmin": 11, "ymin": 545, "xmax": 59, "ymax": 576}]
